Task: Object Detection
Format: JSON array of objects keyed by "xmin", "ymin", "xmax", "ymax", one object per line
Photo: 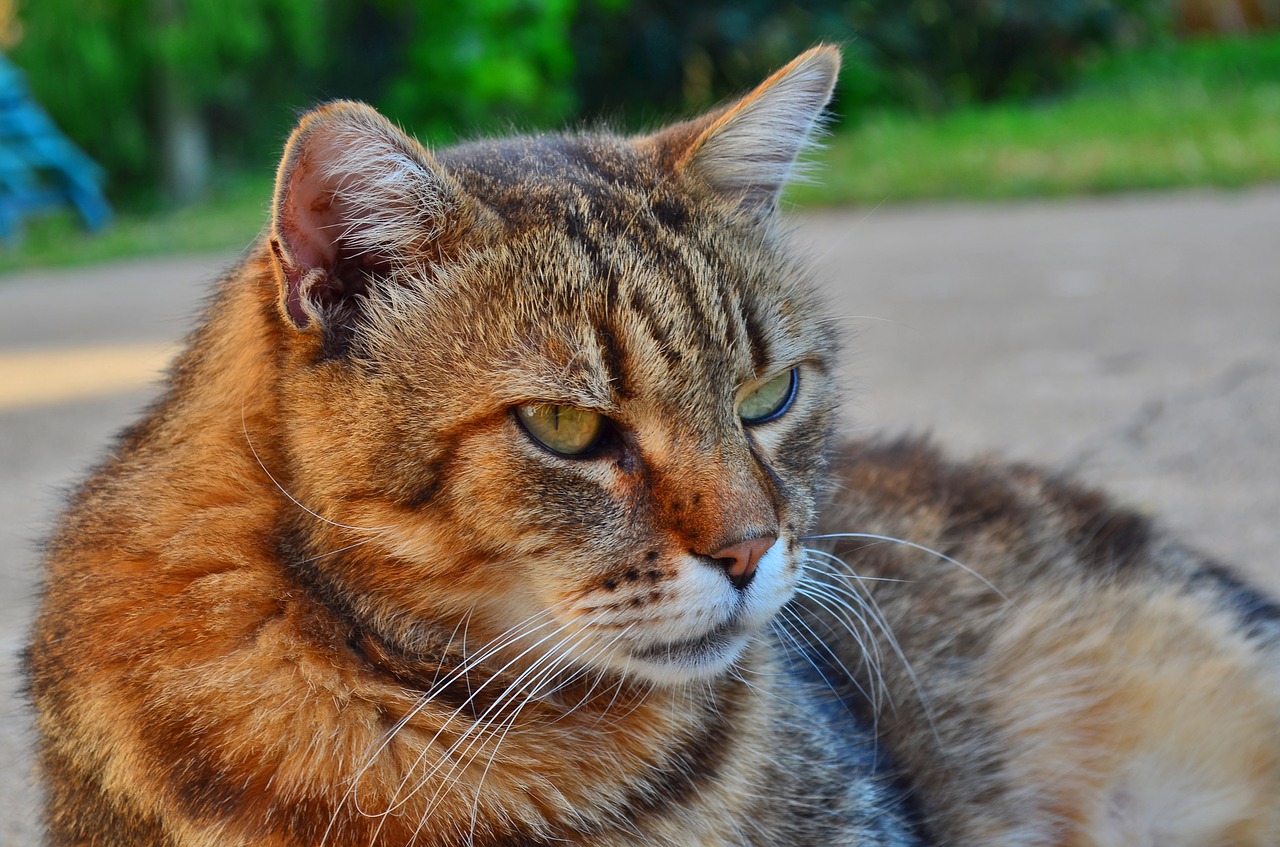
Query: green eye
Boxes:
[
  {"xmin": 739, "ymin": 368, "xmax": 797, "ymax": 424},
  {"xmin": 517, "ymin": 404, "xmax": 605, "ymax": 456}
]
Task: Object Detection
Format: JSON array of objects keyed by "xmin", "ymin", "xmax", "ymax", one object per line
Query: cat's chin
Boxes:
[{"xmin": 620, "ymin": 625, "xmax": 754, "ymax": 686}]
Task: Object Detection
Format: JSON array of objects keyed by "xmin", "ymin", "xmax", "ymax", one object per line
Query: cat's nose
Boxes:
[{"xmin": 708, "ymin": 535, "xmax": 777, "ymax": 591}]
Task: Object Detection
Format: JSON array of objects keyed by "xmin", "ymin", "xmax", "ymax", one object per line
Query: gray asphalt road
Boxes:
[{"xmin": 2, "ymin": 190, "xmax": 1277, "ymax": 843}]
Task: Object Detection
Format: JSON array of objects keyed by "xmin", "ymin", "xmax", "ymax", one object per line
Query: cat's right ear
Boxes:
[
  {"xmin": 651, "ymin": 46, "xmax": 840, "ymax": 217},
  {"xmin": 269, "ymin": 101, "xmax": 464, "ymax": 330}
]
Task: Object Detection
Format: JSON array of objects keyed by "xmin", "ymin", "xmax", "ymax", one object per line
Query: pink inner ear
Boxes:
[
  {"xmin": 275, "ymin": 152, "xmax": 345, "ymax": 327},
  {"xmin": 279, "ymin": 155, "xmax": 342, "ymax": 278},
  {"xmin": 269, "ymin": 101, "xmax": 456, "ymax": 330}
]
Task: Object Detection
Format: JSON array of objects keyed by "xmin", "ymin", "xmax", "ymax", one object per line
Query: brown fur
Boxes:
[
  {"xmin": 27, "ymin": 47, "xmax": 1280, "ymax": 846},
  {"xmin": 812, "ymin": 440, "xmax": 1280, "ymax": 844}
]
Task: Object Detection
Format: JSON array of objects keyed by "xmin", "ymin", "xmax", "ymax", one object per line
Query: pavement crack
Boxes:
[{"xmin": 1063, "ymin": 358, "xmax": 1273, "ymax": 471}]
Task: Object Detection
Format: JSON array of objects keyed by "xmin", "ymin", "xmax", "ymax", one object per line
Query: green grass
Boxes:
[
  {"xmin": 792, "ymin": 33, "xmax": 1280, "ymax": 205},
  {"xmin": 1, "ymin": 176, "xmax": 271, "ymax": 275}
]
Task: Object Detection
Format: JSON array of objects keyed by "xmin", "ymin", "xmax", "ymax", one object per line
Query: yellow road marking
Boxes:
[{"xmin": 0, "ymin": 343, "xmax": 179, "ymax": 411}]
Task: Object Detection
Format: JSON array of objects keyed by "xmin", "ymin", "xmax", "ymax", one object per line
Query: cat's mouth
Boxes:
[
  {"xmin": 627, "ymin": 616, "xmax": 750, "ymax": 669},
  {"xmin": 590, "ymin": 543, "xmax": 796, "ymax": 683}
]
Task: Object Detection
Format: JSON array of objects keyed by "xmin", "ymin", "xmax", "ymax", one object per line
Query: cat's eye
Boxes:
[
  {"xmin": 739, "ymin": 368, "xmax": 798, "ymax": 424},
  {"xmin": 517, "ymin": 404, "xmax": 605, "ymax": 456}
]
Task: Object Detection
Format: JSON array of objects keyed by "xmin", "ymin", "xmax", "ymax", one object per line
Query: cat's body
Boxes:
[{"xmin": 26, "ymin": 48, "xmax": 1280, "ymax": 846}]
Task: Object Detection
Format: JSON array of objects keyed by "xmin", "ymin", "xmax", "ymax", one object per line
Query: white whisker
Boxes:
[
  {"xmin": 240, "ymin": 401, "xmax": 391, "ymax": 533},
  {"xmin": 804, "ymin": 531, "xmax": 1007, "ymax": 600},
  {"xmin": 778, "ymin": 602, "xmax": 881, "ymax": 712},
  {"xmin": 797, "ymin": 549, "xmax": 945, "ymax": 746},
  {"xmin": 299, "ymin": 532, "xmax": 391, "ymax": 565},
  {"xmin": 323, "ymin": 603, "xmax": 574, "ymax": 846},
  {"xmin": 462, "ymin": 621, "xmax": 634, "ymax": 841},
  {"xmin": 373, "ymin": 605, "xmax": 615, "ymax": 834},
  {"xmin": 370, "ymin": 615, "xmax": 579, "ymax": 817}
]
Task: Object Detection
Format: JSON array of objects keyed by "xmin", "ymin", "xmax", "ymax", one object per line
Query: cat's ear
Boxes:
[
  {"xmin": 657, "ymin": 45, "xmax": 840, "ymax": 216},
  {"xmin": 269, "ymin": 101, "xmax": 463, "ymax": 330}
]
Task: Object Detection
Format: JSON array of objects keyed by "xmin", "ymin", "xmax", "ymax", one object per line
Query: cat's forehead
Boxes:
[
  {"xmin": 436, "ymin": 133, "xmax": 728, "ymax": 317},
  {"xmin": 433, "ymin": 131, "xmax": 810, "ymax": 318},
  {"xmin": 370, "ymin": 133, "xmax": 832, "ymax": 418},
  {"xmin": 437, "ymin": 133, "xmax": 679, "ymax": 231}
]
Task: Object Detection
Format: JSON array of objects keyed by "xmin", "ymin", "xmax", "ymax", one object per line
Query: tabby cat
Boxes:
[{"xmin": 27, "ymin": 46, "xmax": 1280, "ymax": 846}]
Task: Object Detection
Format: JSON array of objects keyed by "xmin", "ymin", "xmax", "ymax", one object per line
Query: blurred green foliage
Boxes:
[
  {"xmin": 841, "ymin": 0, "xmax": 1166, "ymax": 108},
  {"xmin": 791, "ymin": 32, "xmax": 1280, "ymax": 203},
  {"xmin": 6, "ymin": 0, "xmax": 1179, "ymax": 208},
  {"xmin": 1081, "ymin": 18, "xmax": 1280, "ymax": 89},
  {"xmin": 572, "ymin": 0, "xmax": 1167, "ymax": 123},
  {"xmin": 10, "ymin": 0, "xmax": 590, "ymax": 204},
  {"xmin": 381, "ymin": 0, "xmax": 580, "ymax": 140},
  {"xmin": 10, "ymin": 0, "xmax": 327, "ymax": 203}
]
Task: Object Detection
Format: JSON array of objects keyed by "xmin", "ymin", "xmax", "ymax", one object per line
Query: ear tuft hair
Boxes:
[{"xmin": 269, "ymin": 101, "xmax": 462, "ymax": 330}]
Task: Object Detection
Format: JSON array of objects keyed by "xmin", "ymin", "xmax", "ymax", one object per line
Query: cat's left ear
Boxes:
[
  {"xmin": 269, "ymin": 101, "xmax": 467, "ymax": 330},
  {"xmin": 655, "ymin": 45, "xmax": 840, "ymax": 216}
]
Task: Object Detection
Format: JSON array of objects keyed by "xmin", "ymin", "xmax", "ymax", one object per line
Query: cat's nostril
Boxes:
[{"xmin": 707, "ymin": 535, "xmax": 776, "ymax": 591}]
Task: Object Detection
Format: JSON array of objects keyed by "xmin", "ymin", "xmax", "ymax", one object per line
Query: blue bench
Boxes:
[{"xmin": 0, "ymin": 53, "xmax": 112, "ymax": 243}]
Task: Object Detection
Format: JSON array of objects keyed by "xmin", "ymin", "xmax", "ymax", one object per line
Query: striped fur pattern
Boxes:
[{"xmin": 26, "ymin": 46, "xmax": 1280, "ymax": 846}]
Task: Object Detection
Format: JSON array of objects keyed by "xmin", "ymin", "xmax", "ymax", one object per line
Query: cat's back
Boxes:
[{"xmin": 807, "ymin": 438, "xmax": 1280, "ymax": 844}]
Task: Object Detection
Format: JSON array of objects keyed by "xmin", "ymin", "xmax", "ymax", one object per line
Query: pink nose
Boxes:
[{"xmin": 709, "ymin": 535, "xmax": 777, "ymax": 590}]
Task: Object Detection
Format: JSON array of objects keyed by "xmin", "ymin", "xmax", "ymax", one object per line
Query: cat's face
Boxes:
[{"xmin": 267, "ymin": 48, "xmax": 841, "ymax": 685}]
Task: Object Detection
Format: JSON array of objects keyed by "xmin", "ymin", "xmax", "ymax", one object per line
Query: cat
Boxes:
[{"xmin": 25, "ymin": 45, "xmax": 1280, "ymax": 846}]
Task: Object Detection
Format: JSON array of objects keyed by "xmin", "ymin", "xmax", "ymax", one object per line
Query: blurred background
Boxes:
[{"xmin": 0, "ymin": 0, "xmax": 1278, "ymax": 264}]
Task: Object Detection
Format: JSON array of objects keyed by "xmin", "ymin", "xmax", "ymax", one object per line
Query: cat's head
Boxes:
[{"xmin": 264, "ymin": 47, "xmax": 841, "ymax": 686}]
